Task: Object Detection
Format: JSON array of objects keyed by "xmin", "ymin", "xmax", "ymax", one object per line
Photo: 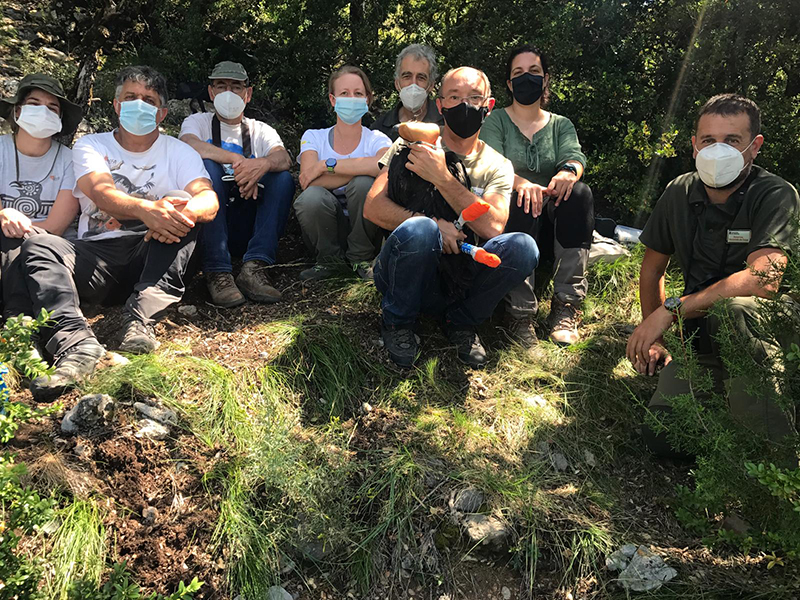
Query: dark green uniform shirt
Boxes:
[
  {"xmin": 370, "ymin": 98, "xmax": 444, "ymax": 141},
  {"xmin": 479, "ymin": 108, "xmax": 587, "ymax": 186},
  {"xmin": 640, "ymin": 166, "xmax": 800, "ymax": 294}
]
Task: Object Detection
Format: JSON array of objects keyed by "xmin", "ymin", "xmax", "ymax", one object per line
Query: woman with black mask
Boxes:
[{"xmin": 480, "ymin": 46, "xmax": 594, "ymax": 347}]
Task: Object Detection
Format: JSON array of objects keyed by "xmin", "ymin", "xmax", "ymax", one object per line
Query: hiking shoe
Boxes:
[
  {"xmin": 352, "ymin": 260, "xmax": 374, "ymax": 281},
  {"xmin": 206, "ymin": 272, "xmax": 246, "ymax": 308},
  {"xmin": 300, "ymin": 264, "xmax": 339, "ymax": 282},
  {"xmin": 30, "ymin": 338, "xmax": 105, "ymax": 402},
  {"xmin": 548, "ymin": 298, "xmax": 581, "ymax": 345},
  {"xmin": 119, "ymin": 317, "xmax": 160, "ymax": 354},
  {"xmin": 446, "ymin": 327, "xmax": 487, "ymax": 367},
  {"xmin": 503, "ymin": 315, "xmax": 538, "ymax": 348},
  {"xmin": 236, "ymin": 260, "xmax": 282, "ymax": 303},
  {"xmin": 381, "ymin": 323, "xmax": 418, "ymax": 368}
]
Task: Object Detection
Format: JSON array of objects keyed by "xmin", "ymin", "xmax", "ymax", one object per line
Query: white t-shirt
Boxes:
[
  {"xmin": 0, "ymin": 134, "xmax": 74, "ymax": 220},
  {"xmin": 298, "ymin": 126, "xmax": 391, "ymax": 195},
  {"xmin": 72, "ymin": 131, "xmax": 209, "ymax": 240},
  {"xmin": 179, "ymin": 113, "xmax": 284, "ymax": 159}
]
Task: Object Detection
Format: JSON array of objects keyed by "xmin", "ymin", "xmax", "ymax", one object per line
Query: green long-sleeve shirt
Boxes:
[{"xmin": 479, "ymin": 108, "xmax": 587, "ymax": 187}]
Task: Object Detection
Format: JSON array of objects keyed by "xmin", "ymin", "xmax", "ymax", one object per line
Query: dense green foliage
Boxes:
[{"xmin": 48, "ymin": 0, "xmax": 800, "ymax": 221}]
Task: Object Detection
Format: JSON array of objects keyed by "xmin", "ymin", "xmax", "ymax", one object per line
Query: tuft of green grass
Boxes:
[{"xmin": 43, "ymin": 499, "xmax": 106, "ymax": 600}]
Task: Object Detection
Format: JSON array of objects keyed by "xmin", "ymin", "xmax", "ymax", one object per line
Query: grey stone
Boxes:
[
  {"xmin": 73, "ymin": 442, "xmax": 91, "ymax": 458},
  {"xmin": 178, "ymin": 304, "xmax": 198, "ymax": 317},
  {"xmin": 165, "ymin": 99, "xmax": 193, "ymax": 125},
  {"xmin": 135, "ymin": 418, "xmax": 170, "ymax": 441},
  {"xmin": 142, "ymin": 506, "xmax": 158, "ymax": 524},
  {"xmin": 134, "ymin": 401, "xmax": 177, "ymax": 425},
  {"xmin": 449, "ymin": 487, "xmax": 485, "ymax": 514},
  {"xmin": 584, "ymin": 449, "xmax": 597, "ymax": 468},
  {"xmin": 61, "ymin": 394, "xmax": 116, "ymax": 434},
  {"xmin": 462, "ymin": 513, "xmax": 510, "ymax": 547},
  {"xmin": 621, "ymin": 543, "xmax": 638, "ymax": 557},
  {"xmin": 605, "ymin": 549, "xmax": 630, "ymax": 572},
  {"xmin": 267, "ymin": 585, "xmax": 292, "ymax": 600},
  {"xmin": 550, "ymin": 451, "xmax": 569, "ymax": 472},
  {"xmin": 721, "ymin": 513, "xmax": 751, "ymax": 535},
  {"xmin": 615, "ymin": 545, "xmax": 677, "ymax": 592},
  {"xmin": 501, "ymin": 586, "xmax": 511, "ymax": 600}
]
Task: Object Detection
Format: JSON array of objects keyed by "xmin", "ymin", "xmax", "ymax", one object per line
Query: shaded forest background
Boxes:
[{"xmin": 12, "ymin": 0, "xmax": 800, "ymax": 222}]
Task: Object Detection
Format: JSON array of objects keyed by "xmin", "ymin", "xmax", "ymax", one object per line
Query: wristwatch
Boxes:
[
  {"xmin": 326, "ymin": 158, "xmax": 337, "ymax": 173},
  {"xmin": 664, "ymin": 296, "xmax": 683, "ymax": 322},
  {"xmin": 559, "ymin": 163, "xmax": 578, "ymax": 176}
]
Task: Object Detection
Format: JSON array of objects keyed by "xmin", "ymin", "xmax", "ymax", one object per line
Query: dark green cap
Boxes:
[
  {"xmin": 0, "ymin": 73, "xmax": 82, "ymax": 136},
  {"xmin": 209, "ymin": 61, "xmax": 248, "ymax": 81}
]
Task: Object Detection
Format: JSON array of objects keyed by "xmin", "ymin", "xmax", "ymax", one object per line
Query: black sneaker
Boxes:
[
  {"xmin": 119, "ymin": 317, "xmax": 159, "ymax": 354},
  {"xmin": 381, "ymin": 323, "xmax": 418, "ymax": 368},
  {"xmin": 446, "ymin": 327, "xmax": 487, "ymax": 367},
  {"xmin": 30, "ymin": 338, "xmax": 105, "ymax": 402}
]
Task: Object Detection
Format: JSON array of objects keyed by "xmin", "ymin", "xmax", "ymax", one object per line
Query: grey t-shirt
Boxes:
[{"xmin": 0, "ymin": 134, "xmax": 74, "ymax": 220}]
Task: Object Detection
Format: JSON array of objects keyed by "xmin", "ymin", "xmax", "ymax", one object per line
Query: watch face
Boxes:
[
  {"xmin": 664, "ymin": 297, "xmax": 681, "ymax": 311},
  {"xmin": 326, "ymin": 158, "xmax": 337, "ymax": 168}
]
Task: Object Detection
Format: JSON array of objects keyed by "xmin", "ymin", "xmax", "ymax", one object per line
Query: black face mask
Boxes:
[
  {"xmin": 441, "ymin": 102, "xmax": 489, "ymax": 139},
  {"xmin": 510, "ymin": 73, "xmax": 544, "ymax": 105}
]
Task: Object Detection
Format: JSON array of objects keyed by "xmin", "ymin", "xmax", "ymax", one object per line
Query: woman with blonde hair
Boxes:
[{"xmin": 295, "ymin": 65, "xmax": 391, "ymax": 281}]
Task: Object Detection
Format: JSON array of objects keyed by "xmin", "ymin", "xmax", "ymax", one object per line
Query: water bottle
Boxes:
[
  {"xmin": 614, "ymin": 225, "xmax": 642, "ymax": 245},
  {"xmin": 0, "ymin": 364, "xmax": 9, "ymax": 415}
]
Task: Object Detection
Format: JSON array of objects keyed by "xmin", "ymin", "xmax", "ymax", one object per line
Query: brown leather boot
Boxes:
[
  {"xmin": 206, "ymin": 272, "xmax": 246, "ymax": 308},
  {"xmin": 236, "ymin": 260, "xmax": 282, "ymax": 303}
]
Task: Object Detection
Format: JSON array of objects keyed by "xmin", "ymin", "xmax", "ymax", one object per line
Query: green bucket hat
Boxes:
[
  {"xmin": 209, "ymin": 61, "xmax": 249, "ymax": 81},
  {"xmin": 0, "ymin": 73, "xmax": 83, "ymax": 136}
]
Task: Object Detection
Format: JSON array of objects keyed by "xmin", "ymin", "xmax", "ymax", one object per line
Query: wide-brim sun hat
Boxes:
[{"xmin": 0, "ymin": 73, "xmax": 83, "ymax": 136}]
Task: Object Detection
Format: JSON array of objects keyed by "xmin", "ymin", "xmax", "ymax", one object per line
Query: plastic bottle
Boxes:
[{"xmin": 614, "ymin": 225, "xmax": 642, "ymax": 245}]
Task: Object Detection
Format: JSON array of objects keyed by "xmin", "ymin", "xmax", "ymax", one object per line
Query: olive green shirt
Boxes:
[
  {"xmin": 479, "ymin": 108, "xmax": 587, "ymax": 186},
  {"xmin": 379, "ymin": 137, "xmax": 514, "ymax": 202},
  {"xmin": 640, "ymin": 166, "xmax": 800, "ymax": 294}
]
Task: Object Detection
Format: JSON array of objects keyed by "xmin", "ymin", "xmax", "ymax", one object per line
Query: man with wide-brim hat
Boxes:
[{"xmin": 0, "ymin": 73, "xmax": 82, "ymax": 319}]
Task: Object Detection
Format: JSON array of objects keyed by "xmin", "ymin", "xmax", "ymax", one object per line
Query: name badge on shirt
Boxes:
[{"xmin": 727, "ymin": 229, "xmax": 751, "ymax": 244}]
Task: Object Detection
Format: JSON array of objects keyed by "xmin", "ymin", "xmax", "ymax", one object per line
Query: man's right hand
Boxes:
[
  {"xmin": 140, "ymin": 198, "xmax": 195, "ymax": 243},
  {"xmin": 0, "ymin": 208, "xmax": 33, "ymax": 238},
  {"xmin": 634, "ymin": 340, "xmax": 672, "ymax": 376},
  {"xmin": 435, "ymin": 218, "xmax": 466, "ymax": 254}
]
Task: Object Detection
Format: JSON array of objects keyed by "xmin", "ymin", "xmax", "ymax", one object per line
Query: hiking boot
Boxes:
[
  {"xmin": 446, "ymin": 327, "xmax": 487, "ymax": 367},
  {"xmin": 119, "ymin": 317, "xmax": 160, "ymax": 354},
  {"xmin": 548, "ymin": 298, "xmax": 581, "ymax": 345},
  {"xmin": 206, "ymin": 272, "xmax": 246, "ymax": 308},
  {"xmin": 300, "ymin": 264, "xmax": 339, "ymax": 282},
  {"xmin": 236, "ymin": 260, "xmax": 282, "ymax": 303},
  {"xmin": 30, "ymin": 338, "xmax": 105, "ymax": 402},
  {"xmin": 352, "ymin": 260, "xmax": 374, "ymax": 281},
  {"xmin": 381, "ymin": 323, "xmax": 418, "ymax": 368},
  {"xmin": 503, "ymin": 314, "xmax": 538, "ymax": 348}
]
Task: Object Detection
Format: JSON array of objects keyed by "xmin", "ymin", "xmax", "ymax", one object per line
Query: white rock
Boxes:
[
  {"xmin": 449, "ymin": 487, "xmax": 485, "ymax": 513},
  {"xmin": 501, "ymin": 586, "xmax": 511, "ymax": 600},
  {"xmin": 178, "ymin": 304, "xmax": 198, "ymax": 317},
  {"xmin": 267, "ymin": 586, "xmax": 292, "ymax": 600},
  {"xmin": 135, "ymin": 418, "xmax": 169, "ymax": 441},
  {"xmin": 134, "ymin": 401, "xmax": 177, "ymax": 425},
  {"xmin": 524, "ymin": 394, "xmax": 547, "ymax": 408},
  {"xmin": 106, "ymin": 352, "xmax": 130, "ymax": 366},
  {"xmin": 61, "ymin": 394, "xmax": 116, "ymax": 434},
  {"xmin": 584, "ymin": 449, "xmax": 597, "ymax": 468},
  {"xmin": 462, "ymin": 513, "xmax": 509, "ymax": 546},
  {"xmin": 616, "ymin": 545, "xmax": 677, "ymax": 592}
]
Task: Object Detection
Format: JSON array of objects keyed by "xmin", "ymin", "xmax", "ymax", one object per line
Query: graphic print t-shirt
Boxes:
[
  {"xmin": 179, "ymin": 113, "xmax": 285, "ymax": 158},
  {"xmin": 72, "ymin": 131, "xmax": 209, "ymax": 240},
  {"xmin": 0, "ymin": 134, "xmax": 74, "ymax": 220}
]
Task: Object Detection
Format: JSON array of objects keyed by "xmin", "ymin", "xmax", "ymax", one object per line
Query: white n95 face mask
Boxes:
[
  {"xmin": 695, "ymin": 139, "xmax": 755, "ymax": 188},
  {"xmin": 213, "ymin": 91, "xmax": 246, "ymax": 119},
  {"xmin": 15, "ymin": 104, "xmax": 63, "ymax": 138},
  {"xmin": 399, "ymin": 84, "xmax": 428, "ymax": 112}
]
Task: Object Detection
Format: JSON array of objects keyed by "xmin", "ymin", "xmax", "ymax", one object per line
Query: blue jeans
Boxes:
[
  {"xmin": 201, "ymin": 159, "xmax": 295, "ymax": 272},
  {"xmin": 374, "ymin": 216, "xmax": 540, "ymax": 328}
]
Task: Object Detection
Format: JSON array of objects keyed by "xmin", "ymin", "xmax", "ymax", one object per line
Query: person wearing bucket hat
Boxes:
[
  {"xmin": 20, "ymin": 65, "xmax": 219, "ymax": 402},
  {"xmin": 0, "ymin": 73, "xmax": 82, "ymax": 319},
  {"xmin": 179, "ymin": 60, "xmax": 294, "ymax": 308}
]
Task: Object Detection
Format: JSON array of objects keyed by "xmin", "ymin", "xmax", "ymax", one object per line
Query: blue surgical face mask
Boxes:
[
  {"xmin": 118, "ymin": 99, "xmax": 159, "ymax": 135},
  {"xmin": 334, "ymin": 97, "xmax": 368, "ymax": 125}
]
